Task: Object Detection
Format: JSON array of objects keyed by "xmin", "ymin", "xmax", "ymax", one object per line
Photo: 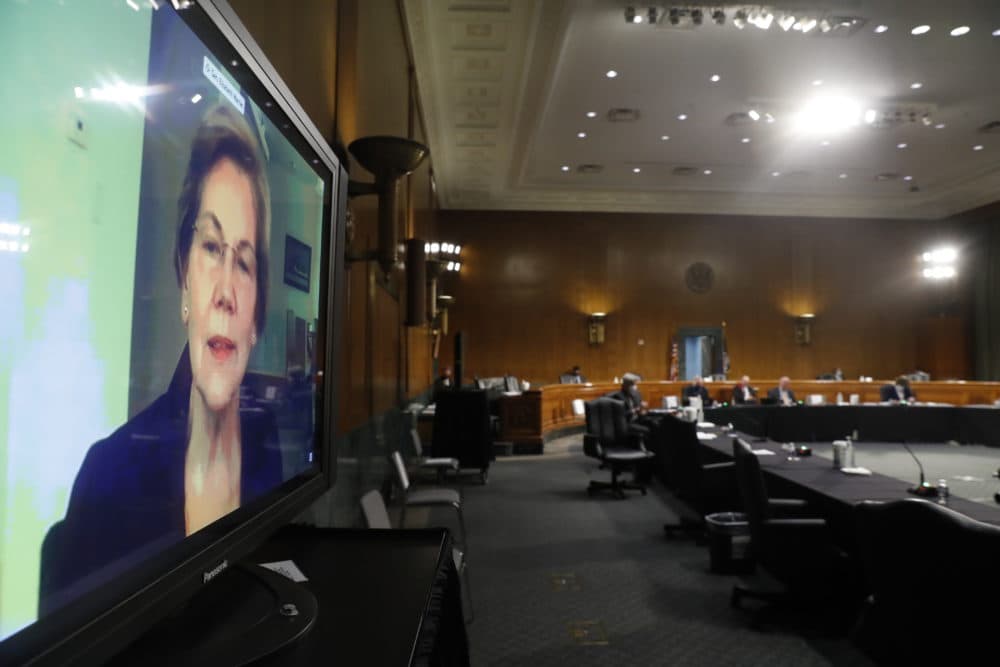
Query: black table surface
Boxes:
[
  {"xmin": 696, "ymin": 430, "xmax": 1000, "ymax": 526},
  {"xmin": 249, "ymin": 525, "xmax": 460, "ymax": 666}
]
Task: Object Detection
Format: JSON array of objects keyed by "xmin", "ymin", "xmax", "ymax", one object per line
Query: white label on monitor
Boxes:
[
  {"xmin": 203, "ymin": 55, "xmax": 245, "ymax": 115},
  {"xmin": 259, "ymin": 559, "xmax": 309, "ymax": 582}
]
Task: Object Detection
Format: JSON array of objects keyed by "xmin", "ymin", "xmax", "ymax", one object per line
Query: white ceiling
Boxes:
[{"xmin": 403, "ymin": 0, "xmax": 1000, "ymax": 219}]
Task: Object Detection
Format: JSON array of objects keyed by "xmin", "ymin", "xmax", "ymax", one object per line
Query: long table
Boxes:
[{"xmin": 498, "ymin": 380, "xmax": 1000, "ymax": 451}]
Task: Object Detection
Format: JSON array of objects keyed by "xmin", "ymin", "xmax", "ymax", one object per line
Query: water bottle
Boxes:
[{"xmin": 937, "ymin": 479, "xmax": 949, "ymax": 502}]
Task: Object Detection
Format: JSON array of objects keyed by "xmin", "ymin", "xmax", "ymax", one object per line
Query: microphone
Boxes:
[{"xmin": 902, "ymin": 442, "xmax": 938, "ymax": 497}]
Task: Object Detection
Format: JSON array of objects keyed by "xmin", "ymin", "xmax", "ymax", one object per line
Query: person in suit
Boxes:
[
  {"xmin": 607, "ymin": 374, "xmax": 646, "ymax": 421},
  {"xmin": 767, "ymin": 376, "xmax": 797, "ymax": 406},
  {"xmin": 683, "ymin": 376, "xmax": 713, "ymax": 407},
  {"xmin": 433, "ymin": 366, "xmax": 453, "ymax": 401},
  {"xmin": 731, "ymin": 375, "xmax": 758, "ymax": 405},
  {"xmin": 563, "ymin": 365, "xmax": 586, "ymax": 384},
  {"xmin": 880, "ymin": 376, "xmax": 916, "ymax": 403}
]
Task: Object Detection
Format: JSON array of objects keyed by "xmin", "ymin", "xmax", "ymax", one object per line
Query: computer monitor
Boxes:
[{"xmin": 0, "ymin": 1, "xmax": 345, "ymax": 663}]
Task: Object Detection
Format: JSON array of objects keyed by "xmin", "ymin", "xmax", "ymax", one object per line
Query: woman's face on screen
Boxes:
[{"xmin": 183, "ymin": 157, "xmax": 259, "ymax": 414}]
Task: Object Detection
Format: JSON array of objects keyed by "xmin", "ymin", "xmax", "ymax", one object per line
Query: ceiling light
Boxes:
[
  {"xmin": 864, "ymin": 109, "xmax": 877, "ymax": 123},
  {"xmin": 733, "ymin": 10, "xmax": 747, "ymax": 29},
  {"xmin": 747, "ymin": 109, "xmax": 761, "ymax": 121},
  {"xmin": 190, "ymin": 93, "xmax": 202, "ymax": 104},
  {"xmin": 710, "ymin": 74, "xmax": 720, "ymax": 83},
  {"xmin": 625, "ymin": 6, "xmax": 638, "ymax": 24},
  {"xmin": 874, "ymin": 24, "xmax": 888, "ymax": 33},
  {"xmin": 677, "ymin": 113, "xmax": 688, "ymax": 120},
  {"xmin": 778, "ymin": 15, "xmax": 796, "ymax": 31},
  {"xmin": 800, "ymin": 18, "xmax": 818, "ymax": 33},
  {"xmin": 561, "ymin": 165, "xmax": 570, "ymax": 172},
  {"xmin": 772, "ymin": 171, "xmax": 781, "ymax": 177},
  {"xmin": 632, "ymin": 167, "xmax": 641, "ymax": 173},
  {"xmin": 712, "ymin": 9, "xmax": 725, "ymax": 25},
  {"xmin": 819, "ymin": 19, "xmax": 832, "ymax": 33},
  {"xmin": 922, "ymin": 247, "xmax": 958, "ymax": 264},
  {"xmin": 764, "ymin": 113, "xmax": 775, "ymax": 123},
  {"xmin": 911, "ymin": 25, "xmax": 930, "ymax": 35},
  {"xmin": 660, "ymin": 135, "xmax": 670, "ymax": 141},
  {"xmin": 935, "ymin": 123, "xmax": 946, "ymax": 129},
  {"xmin": 585, "ymin": 111, "xmax": 597, "ymax": 118},
  {"xmin": 791, "ymin": 96, "xmax": 861, "ymax": 134},
  {"xmin": 994, "ymin": 28, "xmax": 1000, "ymax": 37},
  {"xmin": 741, "ymin": 137, "xmax": 751, "ymax": 143},
  {"xmin": 606, "ymin": 70, "xmax": 618, "ymax": 78},
  {"xmin": 820, "ymin": 140, "xmax": 830, "ymax": 146},
  {"xmin": 839, "ymin": 173, "xmax": 848, "ymax": 179},
  {"xmin": 974, "ymin": 144, "xmax": 984, "ymax": 151},
  {"xmin": 812, "ymin": 79, "xmax": 823, "ymax": 86},
  {"xmin": 897, "ymin": 142, "xmax": 908, "ymax": 149},
  {"xmin": 577, "ymin": 132, "xmax": 587, "ymax": 138},
  {"xmin": 923, "ymin": 266, "xmax": 957, "ymax": 280},
  {"xmin": 757, "ymin": 13, "xmax": 774, "ymax": 30},
  {"xmin": 950, "ymin": 26, "xmax": 970, "ymax": 37},
  {"xmin": 910, "ymin": 82, "xmax": 923, "ymax": 89},
  {"xmin": 903, "ymin": 175, "xmax": 913, "ymax": 181},
  {"xmin": 703, "ymin": 169, "xmax": 712, "ymax": 175}
]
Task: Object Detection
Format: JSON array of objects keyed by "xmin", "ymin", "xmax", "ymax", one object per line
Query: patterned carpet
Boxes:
[{"xmin": 453, "ymin": 435, "xmax": 875, "ymax": 666}]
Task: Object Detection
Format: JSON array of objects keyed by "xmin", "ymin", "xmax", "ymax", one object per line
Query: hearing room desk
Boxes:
[{"xmin": 498, "ymin": 380, "xmax": 1000, "ymax": 452}]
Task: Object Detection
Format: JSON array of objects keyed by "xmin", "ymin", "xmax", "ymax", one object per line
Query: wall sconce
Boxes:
[
  {"xmin": 588, "ymin": 312, "xmax": 607, "ymax": 345},
  {"xmin": 434, "ymin": 294, "xmax": 453, "ymax": 336},
  {"xmin": 345, "ymin": 135, "xmax": 429, "ymax": 275},
  {"xmin": 426, "ymin": 241, "xmax": 462, "ymax": 320},
  {"xmin": 794, "ymin": 313, "xmax": 815, "ymax": 345}
]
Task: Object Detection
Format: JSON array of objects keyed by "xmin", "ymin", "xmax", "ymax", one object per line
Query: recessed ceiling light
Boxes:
[
  {"xmin": 771, "ymin": 171, "xmax": 781, "ymax": 177},
  {"xmin": 577, "ymin": 132, "xmax": 587, "ymax": 138},
  {"xmin": 864, "ymin": 109, "xmax": 877, "ymax": 124},
  {"xmin": 585, "ymin": 111, "xmax": 597, "ymax": 118},
  {"xmin": 874, "ymin": 24, "xmax": 888, "ymax": 33},
  {"xmin": 820, "ymin": 140, "xmax": 830, "ymax": 146},
  {"xmin": 710, "ymin": 74, "xmax": 721, "ymax": 82},
  {"xmin": 910, "ymin": 82, "xmax": 923, "ymax": 89},
  {"xmin": 994, "ymin": 28, "xmax": 1000, "ymax": 37},
  {"xmin": 950, "ymin": 26, "xmax": 970, "ymax": 37},
  {"xmin": 677, "ymin": 113, "xmax": 688, "ymax": 120},
  {"xmin": 911, "ymin": 25, "xmax": 930, "ymax": 35},
  {"xmin": 703, "ymin": 169, "xmax": 712, "ymax": 175},
  {"xmin": 561, "ymin": 165, "xmax": 570, "ymax": 172},
  {"xmin": 903, "ymin": 175, "xmax": 913, "ymax": 181},
  {"xmin": 632, "ymin": 15, "xmax": 643, "ymax": 24},
  {"xmin": 606, "ymin": 70, "xmax": 618, "ymax": 78},
  {"xmin": 765, "ymin": 113, "xmax": 775, "ymax": 123},
  {"xmin": 632, "ymin": 167, "xmax": 642, "ymax": 173},
  {"xmin": 897, "ymin": 142, "xmax": 908, "ymax": 149},
  {"xmin": 839, "ymin": 173, "xmax": 848, "ymax": 179},
  {"xmin": 935, "ymin": 123, "xmax": 946, "ymax": 129},
  {"xmin": 974, "ymin": 144, "xmax": 985, "ymax": 151},
  {"xmin": 741, "ymin": 137, "xmax": 751, "ymax": 143},
  {"xmin": 812, "ymin": 79, "xmax": 823, "ymax": 86},
  {"xmin": 747, "ymin": 109, "xmax": 761, "ymax": 121},
  {"xmin": 660, "ymin": 135, "xmax": 670, "ymax": 141}
]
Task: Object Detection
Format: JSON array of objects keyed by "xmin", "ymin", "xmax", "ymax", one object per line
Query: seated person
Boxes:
[
  {"xmin": 880, "ymin": 376, "xmax": 916, "ymax": 403},
  {"xmin": 432, "ymin": 367, "xmax": 453, "ymax": 401},
  {"xmin": 682, "ymin": 375, "xmax": 714, "ymax": 407},
  {"xmin": 731, "ymin": 375, "xmax": 758, "ymax": 405},
  {"xmin": 560, "ymin": 365, "xmax": 586, "ymax": 384},
  {"xmin": 766, "ymin": 376, "xmax": 798, "ymax": 406},
  {"xmin": 606, "ymin": 374, "xmax": 647, "ymax": 423}
]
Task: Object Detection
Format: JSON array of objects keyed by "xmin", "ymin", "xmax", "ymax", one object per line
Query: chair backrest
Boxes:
[
  {"xmin": 855, "ymin": 498, "xmax": 1000, "ymax": 660},
  {"xmin": 879, "ymin": 384, "xmax": 896, "ymax": 401},
  {"xmin": 584, "ymin": 398, "xmax": 631, "ymax": 458},
  {"xmin": 360, "ymin": 489, "xmax": 392, "ymax": 529},
  {"xmin": 410, "ymin": 427, "xmax": 425, "ymax": 457},
  {"xmin": 732, "ymin": 437, "xmax": 771, "ymax": 550},
  {"xmin": 655, "ymin": 414, "xmax": 702, "ymax": 495},
  {"xmin": 571, "ymin": 398, "xmax": 585, "ymax": 416},
  {"xmin": 432, "ymin": 389, "xmax": 492, "ymax": 467},
  {"xmin": 390, "ymin": 450, "xmax": 411, "ymax": 492}
]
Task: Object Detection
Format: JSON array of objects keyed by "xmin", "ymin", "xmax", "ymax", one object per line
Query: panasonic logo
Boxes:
[{"xmin": 203, "ymin": 560, "xmax": 229, "ymax": 584}]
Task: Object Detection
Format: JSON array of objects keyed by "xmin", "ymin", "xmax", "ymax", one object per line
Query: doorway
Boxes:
[{"xmin": 676, "ymin": 326, "xmax": 725, "ymax": 381}]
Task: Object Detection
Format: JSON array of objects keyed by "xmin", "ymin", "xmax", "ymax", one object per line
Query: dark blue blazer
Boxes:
[{"xmin": 38, "ymin": 346, "xmax": 282, "ymax": 615}]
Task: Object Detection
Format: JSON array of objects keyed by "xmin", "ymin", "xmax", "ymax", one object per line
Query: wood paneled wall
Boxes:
[
  {"xmin": 232, "ymin": 0, "xmax": 437, "ymax": 434},
  {"xmin": 436, "ymin": 210, "xmax": 972, "ymax": 385}
]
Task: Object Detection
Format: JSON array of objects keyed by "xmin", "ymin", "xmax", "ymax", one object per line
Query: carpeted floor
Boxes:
[{"xmin": 449, "ymin": 434, "xmax": 875, "ymax": 666}]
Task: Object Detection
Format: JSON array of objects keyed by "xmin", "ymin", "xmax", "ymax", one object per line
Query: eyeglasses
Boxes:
[{"xmin": 193, "ymin": 217, "xmax": 257, "ymax": 286}]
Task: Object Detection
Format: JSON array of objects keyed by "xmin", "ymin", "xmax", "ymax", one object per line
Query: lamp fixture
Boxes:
[
  {"xmin": 794, "ymin": 313, "xmax": 815, "ymax": 345},
  {"xmin": 640, "ymin": 6, "xmax": 865, "ymax": 36},
  {"xmin": 588, "ymin": 313, "xmax": 607, "ymax": 346},
  {"xmin": 425, "ymin": 241, "xmax": 463, "ymax": 321},
  {"xmin": 921, "ymin": 246, "xmax": 958, "ymax": 280}
]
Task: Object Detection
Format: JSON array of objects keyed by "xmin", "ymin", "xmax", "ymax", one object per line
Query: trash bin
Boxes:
[{"xmin": 704, "ymin": 512, "xmax": 753, "ymax": 574}]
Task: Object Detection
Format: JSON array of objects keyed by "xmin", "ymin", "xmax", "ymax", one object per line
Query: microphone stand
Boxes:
[{"xmin": 902, "ymin": 442, "xmax": 938, "ymax": 497}]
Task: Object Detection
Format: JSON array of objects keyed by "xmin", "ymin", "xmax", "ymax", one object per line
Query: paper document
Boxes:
[
  {"xmin": 752, "ymin": 449, "xmax": 775, "ymax": 456},
  {"xmin": 840, "ymin": 467, "xmax": 872, "ymax": 476},
  {"xmin": 696, "ymin": 432, "xmax": 717, "ymax": 440},
  {"xmin": 697, "ymin": 421, "xmax": 716, "ymax": 428},
  {"xmin": 259, "ymin": 560, "xmax": 309, "ymax": 582}
]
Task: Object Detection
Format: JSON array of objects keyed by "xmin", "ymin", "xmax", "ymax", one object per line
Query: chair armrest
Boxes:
[
  {"xmin": 763, "ymin": 518, "xmax": 827, "ymax": 530},
  {"xmin": 767, "ymin": 497, "xmax": 811, "ymax": 518},
  {"xmin": 768, "ymin": 498, "xmax": 807, "ymax": 508},
  {"xmin": 702, "ymin": 462, "xmax": 734, "ymax": 472}
]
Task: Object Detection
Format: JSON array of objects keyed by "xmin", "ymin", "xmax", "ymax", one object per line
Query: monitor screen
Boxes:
[{"xmin": 0, "ymin": 1, "xmax": 343, "ymax": 663}]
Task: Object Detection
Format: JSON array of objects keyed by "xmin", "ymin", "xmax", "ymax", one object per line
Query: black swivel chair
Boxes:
[
  {"xmin": 731, "ymin": 438, "xmax": 857, "ymax": 615},
  {"xmin": 854, "ymin": 499, "xmax": 1000, "ymax": 662},
  {"xmin": 432, "ymin": 390, "xmax": 493, "ymax": 484},
  {"xmin": 582, "ymin": 398, "xmax": 655, "ymax": 499}
]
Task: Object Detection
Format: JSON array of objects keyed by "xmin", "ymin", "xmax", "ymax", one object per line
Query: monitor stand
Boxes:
[{"xmin": 109, "ymin": 564, "xmax": 317, "ymax": 666}]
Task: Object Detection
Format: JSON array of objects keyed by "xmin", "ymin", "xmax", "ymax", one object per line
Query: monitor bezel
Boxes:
[{"xmin": 2, "ymin": 1, "xmax": 345, "ymax": 664}]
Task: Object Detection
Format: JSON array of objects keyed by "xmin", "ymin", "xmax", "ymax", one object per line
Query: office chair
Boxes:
[
  {"xmin": 854, "ymin": 499, "xmax": 1000, "ymax": 662},
  {"xmin": 360, "ymin": 489, "xmax": 473, "ymax": 623},
  {"xmin": 432, "ymin": 390, "xmax": 493, "ymax": 483},
  {"xmin": 731, "ymin": 438, "xmax": 857, "ymax": 616},
  {"xmin": 582, "ymin": 398, "xmax": 655, "ymax": 499},
  {"xmin": 410, "ymin": 427, "xmax": 460, "ymax": 483},
  {"xmin": 390, "ymin": 450, "xmax": 468, "ymax": 553}
]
